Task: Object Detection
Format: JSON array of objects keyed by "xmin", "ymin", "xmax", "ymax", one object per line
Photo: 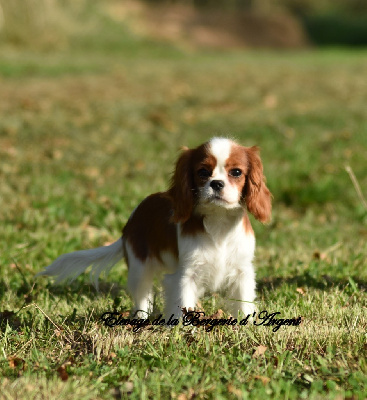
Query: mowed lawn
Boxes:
[{"xmin": 0, "ymin": 14, "xmax": 366, "ymax": 399}]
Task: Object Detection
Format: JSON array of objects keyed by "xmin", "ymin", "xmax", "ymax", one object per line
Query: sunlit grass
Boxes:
[{"xmin": 0, "ymin": 4, "xmax": 366, "ymax": 399}]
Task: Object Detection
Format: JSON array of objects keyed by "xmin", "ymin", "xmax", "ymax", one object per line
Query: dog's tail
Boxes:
[{"xmin": 36, "ymin": 238, "xmax": 124, "ymax": 290}]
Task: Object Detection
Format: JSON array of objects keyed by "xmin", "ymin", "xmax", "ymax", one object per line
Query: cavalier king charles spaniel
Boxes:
[{"xmin": 37, "ymin": 137, "xmax": 272, "ymax": 318}]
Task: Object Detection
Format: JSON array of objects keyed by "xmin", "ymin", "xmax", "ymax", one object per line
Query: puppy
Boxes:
[{"xmin": 37, "ymin": 137, "xmax": 272, "ymax": 318}]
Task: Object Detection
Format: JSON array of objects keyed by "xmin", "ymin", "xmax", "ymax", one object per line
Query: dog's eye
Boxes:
[
  {"xmin": 197, "ymin": 168, "xmax": 211, "ymax": 179},
  {"xmin": 229, "ymin": 168, "xmax": 242, "ymax": 177}
]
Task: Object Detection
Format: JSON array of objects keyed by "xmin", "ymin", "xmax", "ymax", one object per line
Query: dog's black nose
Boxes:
[{"xmin": 210, "ymin": 180, "xmax": 225, "ymax": 192}]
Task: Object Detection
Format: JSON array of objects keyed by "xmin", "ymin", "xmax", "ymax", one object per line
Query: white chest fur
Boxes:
[{"xmin": 177, "ymin": 212, "xmax": 255, "ymax": 293}]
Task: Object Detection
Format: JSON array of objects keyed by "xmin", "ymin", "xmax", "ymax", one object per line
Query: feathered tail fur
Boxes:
[{"xmin": 36, "ymin": 238, "xmax": 124, "ymax": 289}]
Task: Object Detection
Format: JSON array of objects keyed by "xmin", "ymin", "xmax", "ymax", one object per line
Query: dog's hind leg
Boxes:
[{"xmin": 125, "ymin": 244, "xmax": 155, "ymax": 318}]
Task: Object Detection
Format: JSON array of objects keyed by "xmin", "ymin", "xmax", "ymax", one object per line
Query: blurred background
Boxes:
[
  {"xmin": 0, "ymin": 0, "xmax": 366, "ymax": 267},
  {"xmin": 1, "ymin": 0, "xmax": 367, "ymax": 49}
]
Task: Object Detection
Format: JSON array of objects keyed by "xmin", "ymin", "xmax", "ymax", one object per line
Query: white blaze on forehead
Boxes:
[
  {"xmin": 209, "ymin": 137, "xmax": 233, "ymax": 177},
  {"xmin": 200, "ymin": 137, "xmax": 241, "ymax": 207}
]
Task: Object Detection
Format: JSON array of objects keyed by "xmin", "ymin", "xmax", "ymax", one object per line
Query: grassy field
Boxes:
[{"xmin": 0, "ymin": 4, "xmax": 367, "ymax": 399}]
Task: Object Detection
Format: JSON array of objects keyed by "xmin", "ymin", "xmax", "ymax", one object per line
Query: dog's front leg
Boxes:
[
  {"xmin": 164, "ymin": 269, "xmax": 198, "ymax": 319},
  {"xmin": 227, "ymin": 266, "xmax": 256, "ymax": 317}
]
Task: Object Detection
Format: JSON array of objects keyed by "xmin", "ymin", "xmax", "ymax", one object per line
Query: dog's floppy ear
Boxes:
[
  {"xmin": 168, "ymin": 147, "xmax": 195, "ymax": 223},
  {"xmin": 243, "ymin": 146, "xmax": 272, "ymax": 223}
]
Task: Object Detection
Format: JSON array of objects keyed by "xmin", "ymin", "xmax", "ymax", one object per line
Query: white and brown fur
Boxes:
[{"xmin": 37, "ymin": 137, "xmax": 272, "ymax": 318}]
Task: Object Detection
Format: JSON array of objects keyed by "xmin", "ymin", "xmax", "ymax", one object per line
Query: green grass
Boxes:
[{"xmin": 0, "ymin": 6, "xmax": 367, "ymax": 399}]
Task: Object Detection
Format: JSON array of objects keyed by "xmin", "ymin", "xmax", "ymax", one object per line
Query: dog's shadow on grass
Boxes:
[
  {"xmin": 37, "ymin": 272, "xmax": 367, "ymax": 306},
  {"xmin": 258, "ymin": 271, "xmax": 367, "ymax": 294},
  {"xmin": 46, "ymin": 280, "xmax": 126, "ymax": 299}
]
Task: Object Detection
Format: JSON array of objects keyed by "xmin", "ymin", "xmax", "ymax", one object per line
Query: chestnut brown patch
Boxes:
[
  {"xmin": 225, "ymin": 143, "xmax": 249, "ymax": 195},
  {"xmin": 243, "ymin": 212, "xmax": 254, "ymax": 234},
  {"xmin": 123, "ymin": 193, "xmax": 178, "ymax": 262},
  {"xmin": 181, "ymin": 213, "xmax": 205, "ymax": 236},
  {"xmin": 168, "ymin": 142, "xmax": 217, "ymax": 223},
  {"xmin": 243, "ymin": 146, "xmax": 272, "ymax": 223}
]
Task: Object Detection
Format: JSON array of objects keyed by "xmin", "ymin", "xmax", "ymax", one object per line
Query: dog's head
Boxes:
[{"xmin": 168, "ymin": 137, "xmax": 272, "ymax": 223}]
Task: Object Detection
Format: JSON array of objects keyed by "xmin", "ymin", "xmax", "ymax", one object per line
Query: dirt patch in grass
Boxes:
[{"xmin": 106, "ymin": 1, "xmax": 309, "ymax": 49}]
